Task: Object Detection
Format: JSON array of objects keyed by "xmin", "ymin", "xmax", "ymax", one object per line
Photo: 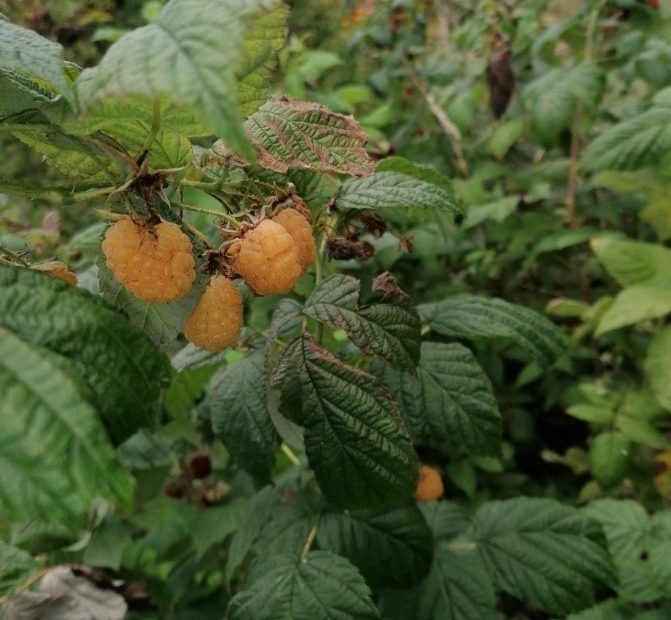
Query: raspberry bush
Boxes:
[{"xmin": 1, "ymin": 1, "xmax": 671, "ymax": 619}]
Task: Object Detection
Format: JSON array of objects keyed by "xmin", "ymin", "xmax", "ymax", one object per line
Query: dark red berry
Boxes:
[{"xmin": 188, "ymin": 454, "xmax": 212, "ymax": 479}]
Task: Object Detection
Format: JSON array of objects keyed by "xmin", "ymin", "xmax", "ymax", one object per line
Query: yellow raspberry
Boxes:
[
  {"xmin": 272, "ymin": 208, "xmax": 317, "ymax": 275},
  {"xmin": 102, "ymin": 217, "xmax": 196, "ymax": 303},
  {"xmin": 33, "ymin": 261, "xmax": 77, "ymax": 287},
  {"xmin": 415, "ymin": 465, "xmax": 444, "ymax": 503},
  {"xmin": 184, "ymin": 276, "xmax": 243, "ymax": 352},
  {"xmin": 228, "ymin": 220, "xmax": 302, "ymax": 296}
]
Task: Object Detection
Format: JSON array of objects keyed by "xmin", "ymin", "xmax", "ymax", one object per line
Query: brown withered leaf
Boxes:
[
  {"xmin": 207, "ymin": 99, "xmax": 374, "ymax": 177},
  {"xmin": 487, "ymin": 49, "xmax": 515, "ymax": 119}
]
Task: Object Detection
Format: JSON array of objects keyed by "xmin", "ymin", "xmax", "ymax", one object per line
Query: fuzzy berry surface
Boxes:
[
  {"xmin": 272, "ymin": 208, "xmax": 317, "ymax": 274},
  {"xmin": 229, "ymin": 219, "xmax": 302, "ymax": 295},
  {"xmin": 33, "ymin": 261, "xmax": 77, "ymax": 287},
  {"xmin": 102, "ymin": 217, "xmax": 196, "ymax": 303},
  {"xmin": 414, "ymin": 465, "xmax": 444, "ymax": 503},
  {"xmin": 184, "ymin": 275, "xmax": 243, "ymax": 352}
]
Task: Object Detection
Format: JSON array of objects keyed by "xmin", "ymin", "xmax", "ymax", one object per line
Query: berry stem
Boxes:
[
  {"xmin": 281, "ymin": 443, "xmax": 300, "ymax": 465},
  {"xmin": 178, "ymin": 203, "xmax": 242, "ymax": 228},
  {"xmin": 300, "ymin": 524, "xmax": 318, "ymax": 561}
]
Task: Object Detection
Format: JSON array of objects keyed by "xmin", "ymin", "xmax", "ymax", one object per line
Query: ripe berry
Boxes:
[
  {"xmin": 228, "ymin": 220, "xmax": 302, "ymax": 295},
  {"xmin": 102, "ymin": 217, "xmax": 195, "ymax": 303},
  {"xmin": 272, "ymin": 208, "xmax": 317, "ymax": 275},
  {"xmin": 184, "ymin": 275, "xmax": 243, "ymax": 351},
  {"xmin": 33, "ymin": 261, "xmax": 77, "ymax": 287},
  {"xmin": 188, "ymin": 454, "xmax": 212, "ymax": 479},
  {"xmin": 415, "ymin": 465, "xmax": 444, "ymax": 503}
]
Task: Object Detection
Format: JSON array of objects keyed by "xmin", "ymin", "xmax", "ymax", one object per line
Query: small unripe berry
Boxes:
[
  {"xmin": 184, "ymin": 276, "xmax": 242, "ymax": 351},
  {"xmin": 228, "ymin": 220, "xmax": 302, "ymax": 295},
  {"xmin": 33, "ymin": 261, "xmax": 77, "ymax": 287},
  {"xmin": 102, "ymin": 217, "xmax": 195, "ymax": 303},
  {"xmin": 415, "ymin": 465, "xmax": 444, "ymax": 503},
  {"xmin": 272, "ymin": 208, "xmax": 316, "ymax": 274},
  {"xmin": 188, "ymin": 454, "xmax": 212, "ymax": 479}
]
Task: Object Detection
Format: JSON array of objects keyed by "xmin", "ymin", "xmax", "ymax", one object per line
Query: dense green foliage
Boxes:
[{"xmin": 1, "ymin": 0, "xmax": 671, "ymax": 618}]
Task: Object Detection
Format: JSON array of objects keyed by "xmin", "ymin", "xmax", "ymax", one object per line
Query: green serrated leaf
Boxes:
[
  {"xmin": 228, "ymin": 551, "xmax": 380, "ymax": 620},
  {"xmin": 0, "ymin": 265, "xmax": 172, "ymax": 442},
  {"xmin": 98, "ymin": 257, "xmax": 204, "ymax": 352},
  {"xmin": 337, "ymin": 158, "xmax": 461, "ymax": 222},
  {"xmin": 317, "ymin": 503, "xmax": 433, "ymax": 588},
  {"xmin": 583, "ymin": 107, "xmax": 671, "ymax": 171},
  {"xmin": 75, "ymin": 0, "xmax": 274, "ymax": 159},
  {"xmin": 210, "ymin": 98, "xmax": 373, "ymax": 176},
  {"xmin": 296, "ymin": 335, "xmax": 418, "ymax": 509},
  {"xmin": 474, "ymin": 497, "xmax": 614, "ymax": 615},
  {"xmin": 207, "ymin": 350, "xmax": 279, "ymax": 481},
  {"xmin": 419, "ymin": 296, "xmax": 566, "ymax": 367},
  {"xmin": 0, "ymin": 20, "xmax": 73, "ymax": 108},
  {"xmin": 377, "ymin": 342, "xmax": 502, "ymax": 458},
  {"xmin": 0, "ymin": 327, "xmax": 133, "ymax": 525},
  {"xmin": 303, "ymin": 274, "xmax": 420, "ymax": 370},
  {"xmin": 591, "ymin": 237, "xmax": 671, "ymax": 287},
  {"xmin": 416, "ymin": 547, "xmax": 497, "ymax": 620}
]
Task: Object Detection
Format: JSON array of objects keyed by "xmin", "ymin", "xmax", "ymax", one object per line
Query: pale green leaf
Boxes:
[
  {"xmin": 591, "ymin": 237, "xmax": 671, "ymax": 287},
  {"xmin": 645, "ymin": 326, "xmax": 671, "ymax": 411},
  {"xmin": 474, "ymin": 497, "xmax": 614, "ymax": 615},
  {"xmin": 0, "ymin": 541, "xmax": 37, "ymax": 596},
  {"xmin": 418, "ymin": 296, "xmax": 566, "ymax": 367},
  {"xmin": 595, "ymin": 286, "xmax": 671, "ymax": 335},
  {"xmin": 589, "ymin": 432, "xmax": 629, "ymax": 489}
]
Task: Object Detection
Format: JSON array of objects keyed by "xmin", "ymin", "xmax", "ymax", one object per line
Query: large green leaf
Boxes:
[
  {"xmin": 295, "ymin": 335, "xmax": 418, "ymax": 509},
  {"xmin": 0, "ymin": 541, "xmax": 37, "ymax": 596},
  {"xmin": 317, "ymin": 503, "xmax": 433, "ymax": 588},
  {"xmin": 585, "ymin": 499, "xmax": 671, "ymax": 602},
  {"xmin": 207, "ymin": 351, "xmax": 279, "ymax": 481},
  {"xmin": 645, "ymin": 326, "xmax": 671, "ymax": 411},
  {"xmin": 589, "ymin": 431, "xmax": 630, "ymax": 489},
  {"xmin": 228, "ymin": 551, "xmax": 380, "ymax": 620},
  {"xmin": 210, "ymin": 99, "xmax": 373, "ymax": 176},
  {"xmin": 0, "ymin": 266, "xmax": 172, "ymax": 442},
  {"xmin": 303, "ymin": 274, "xmax": 421, "ymax": 370},
  {"xmin": 337, "ymin": 157, "xmax": 461, "ymax": 220},
  {"xmin": 526, "ymin": 65, "xmax": 604, "ymax": 145},
  {"xmin": 98, "ymin": 259, "xmax": 204, "ymax": 352},
  {"xmin": 0, "ymin": 327, "xmax": 132, "ymax": 525},
  {"xmin": 416, "ymin": 548, "xmax": 497, "ymax": 620},
  {"xmin": 473, "ymin": 498, "xmax": 614, "ymax": 615},
  {"xmin": 236, "ymin": 4, "xmax": 288, "ymax": 118},
  {"xmin": 583, "ymin": 107, "xmax": 671, "ymax": 171},
  {"xmin": 0, "ymin": 20, "xmax": 73, "ymax": 108},
  {"xmin": 75, "ymin": 0, "xmax": 281, "ymax": 159},
  {"xmin": 418, "ymin": 296, "xmax": 566, "ymax": 367},
  {"xmin": 377, "ymin": 342, "xmax": 502, "ymax": 458},
  {"xmin": 595, "ymin": 286, "xmax": 671, "ymax": 335}
]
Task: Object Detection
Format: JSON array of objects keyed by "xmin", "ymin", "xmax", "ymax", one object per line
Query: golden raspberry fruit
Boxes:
[
  {"xmin": 228, "ymin": 220, "xmax": 302, "ymax": 295},
  {"xmin": 184, "ymin": 276, "xmax": 243, "ymax": 352},
  {"xmin": 102, "ymin": 217, "xmax": 195, "ymax": 303},
  {"xmin": 33, "ymin": 261, "xmax": 77, "ymax": 287},
  {"xmin": 272, "ymin": 208, "xmax": 316, "ymax": 274},
  {"xmin": 415, "ymin": 465, "xmax": 444, "ymax": 503}
]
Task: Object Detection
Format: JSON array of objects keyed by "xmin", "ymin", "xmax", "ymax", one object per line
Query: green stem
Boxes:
[
  {"xmin": 300, "ymin": 525, "xmax": 318, "ymax": 561},
  {"xmin": 178, "ymin": 203, "xmax": 241, "ymax": 228},
  {"xmin": 138, "ymin": 97, "xmax": 162, "ymax": 168},
  {"xmin": 281, "ymin": 443, "xmax": 300, "ymax": 466},
  {"xmin": 0, "ymin": 244, "xmax": 29, "ymax": 266}
]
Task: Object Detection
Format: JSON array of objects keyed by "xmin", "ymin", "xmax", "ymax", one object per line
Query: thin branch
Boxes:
[
  {"xmin": 300, "ymin": 525, "xmax": 318, "ymax": 561},
  {"xmin": 399, "ymin": 55, "xmax": 469, "ymax": 177}
]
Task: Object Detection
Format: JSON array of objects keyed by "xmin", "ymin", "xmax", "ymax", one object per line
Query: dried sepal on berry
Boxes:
[
  {"xmin": 184, "ymin": 275, "xmax": 243, "ymax": 352},
  {"xmin": 415, "ymin": 465, "xmax": 444, "ymax": 503},
  {"xmin": 32, "ymin": 261, "xmax": 77, "ymax": 287},
  {"xmin": 272, "ymin": 207, "xmax": 316, "ymax": 274},
  {"xmin": 228, "ymin": 219, "xmax": 302, "ymax": 295},
  {"xmin": 102, "ymin": 216, "xmax": 196, "ymax": 303}
]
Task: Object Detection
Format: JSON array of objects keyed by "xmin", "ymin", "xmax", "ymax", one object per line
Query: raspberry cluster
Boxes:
[
  {"xmin": 102, "ymin": 217, "xmax": 196, "ymax": 303},
  {"xmin": 184, "ymin": 275, "xmax": 243, "ymax": 351},
  {"xmin": 229, "ymin": 209, "xmax": 316, "ymax": 296},
  {"xmin": 415, "ymin": 465, "xmax": 444, "ymax": 503}
]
